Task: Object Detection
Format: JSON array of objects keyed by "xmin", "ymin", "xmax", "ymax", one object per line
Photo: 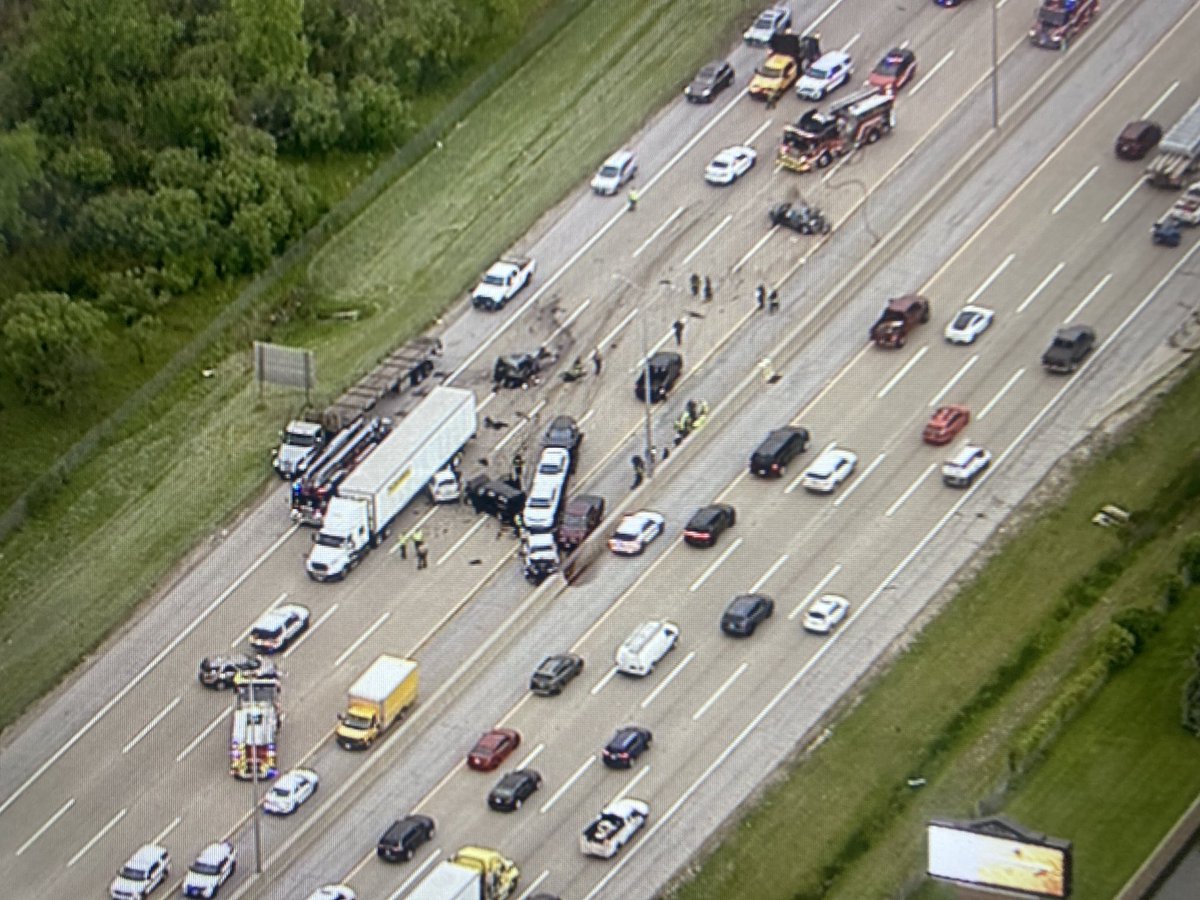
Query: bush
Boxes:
[
  {"xmin": 1183, "ymin": 647, "xmax": 1200, "ymax": 738},
  {"xmin": 1180, "ymin": 534, "xmax": 1200, "ymax": 586}
]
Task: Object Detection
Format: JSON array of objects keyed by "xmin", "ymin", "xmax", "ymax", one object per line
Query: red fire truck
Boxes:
[{"xmin": 778, "ymin": 88, "xmax": 895, "ymax": 173}]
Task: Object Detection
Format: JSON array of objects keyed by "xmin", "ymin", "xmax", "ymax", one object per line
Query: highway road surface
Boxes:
[{"xmin": 1, "ymin": 0, "xmax": 1197, "ymax": 898}]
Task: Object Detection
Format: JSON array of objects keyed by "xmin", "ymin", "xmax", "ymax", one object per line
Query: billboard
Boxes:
[{"xmin": 927, "ymin": 818, "xmax": 1071, "ymax": 898}]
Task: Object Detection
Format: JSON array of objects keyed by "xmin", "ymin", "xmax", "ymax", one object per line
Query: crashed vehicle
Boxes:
[
  {"xmin": 493, "ymin": 352, "xmax": 544, "ymax": 389},
  {"xmin": 768, "ymin": 200, "xmax": 830, "ymax": 234},
  {"xmin": 523, "ymin": 532, "xmax": 561, "ymax": 584}
]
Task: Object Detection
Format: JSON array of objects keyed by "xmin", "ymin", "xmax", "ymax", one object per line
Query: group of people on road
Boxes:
[
  {"xmin": 755, "ymin": 284, "xmax": 780, "ymax": 314},
  {"xmin": 688, "ymin": 273, "xmax": 715, "ymax": 301},
  {"xmin": 396, "ymin": 527, "xmax": 428, "ymax": 569}
]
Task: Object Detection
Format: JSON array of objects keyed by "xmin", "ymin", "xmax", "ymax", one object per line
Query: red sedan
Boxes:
[
  {"xmin": 923, "ymin": 405, "xmax": 970, "ymax": 446},
  {"xmin": 467, "ymin": 728, "xmax": 521, "ymax": 771},
  {"xmin": 867, "ymin": 48, "xmax": 917, "ymax": 93}
]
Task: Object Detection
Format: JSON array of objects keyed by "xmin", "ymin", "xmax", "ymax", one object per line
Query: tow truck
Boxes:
[
  {"xmin": 778, "ymin": 88, "xmax": 894, "ymax": 172},
  {"xmin": 1028, "ymin": 0, "xmax": 1098, "ymax": 50}
]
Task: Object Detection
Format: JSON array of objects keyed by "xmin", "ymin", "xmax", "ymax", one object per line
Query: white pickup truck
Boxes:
[
  {"xmin": 471, "ymin": 257, "xmax": 535, "ymax": 311},
  {"xmin": 1168, "ymin": 181, "xmax": 1200, "ymax": 226}
]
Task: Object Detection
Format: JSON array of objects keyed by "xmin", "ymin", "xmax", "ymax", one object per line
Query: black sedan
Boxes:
[
  {"xmin": 769, "ymin": 201, "xmax": 830, "ymax": 235},
  {"xmin": 541, "ymin": 414, "xmax": 582, "ymax": 453},
  {"xmin": 488, "ymin": 769, "xmax": 543, "ymax": 811},
  {"xmin": 683, "ymin": 503, "xmax": 736, "ymax": 548},
  {"xmin": 685, "ymin": 60, "xmax": 735, "ymax": 103},
  {"xmin": 721, "ymin": 594, "xmax": 775, "ymax": 637},
  {"xmin": 198, "ymin": 654, "xmax": 263, "ymax": 689},
  {"xmin": 602, "ymin": 725, "xmax": 653, "ymax": 768}
]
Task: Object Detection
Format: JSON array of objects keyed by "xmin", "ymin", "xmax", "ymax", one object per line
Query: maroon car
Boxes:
[
  {"xmin": 467, "ymin": 728, "xmax": 521, "ymax": 771},
  {"xmin": 1115, "ymin": 120, "xmax": 1162, "ymax": 161}
]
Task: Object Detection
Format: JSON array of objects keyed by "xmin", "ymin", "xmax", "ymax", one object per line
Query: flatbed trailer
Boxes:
[
  {"xmin": 321, "ymin": 336, "xmax": 443, "ymax": 431},
  {"xmin": 1146, "ymin": 98, "xmax": 1200, "ymax": 189}
]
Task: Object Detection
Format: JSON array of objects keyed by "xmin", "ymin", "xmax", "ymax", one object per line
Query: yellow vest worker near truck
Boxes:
[{"xmin": 336, "ymin": 655, "xmax": 418, "ymax": 749}]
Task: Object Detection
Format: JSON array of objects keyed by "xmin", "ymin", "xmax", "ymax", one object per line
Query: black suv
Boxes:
[
  {"xmin": 541, "ymin": 415, "xmax": 582, "ymax": 453},
  {"xmin": 602, "ymin": 725, "xmax": 653, "ymax": 768},
  {"xmin": 749, "ymin": 427, "xmax": 810, "ymax": 477},
  {"xmin": 721, "ymin": 594, "xmax": 775, "ymax": 637},
  {"xmin": 529, "ymin": 653, "xmax": 584, "ymax": 696},
  {"xmin": 465, "ymin": 475, "xmax": 526, "ymax": 524},
  {"xmin": 198, "ymin": 654, "xmax": 263, "ymax": 689},
  {"xmin": 377, "ymin": 814, "xmax": 436, "ymax": 862},
  {"xmin": 1041, "ymin": 324, "xmax": 1095, "ymax": 373},
  {"xmin": 634, "ymin": 351, "xmax": 683, "ymax": 402},
  {"xmin": 683, "ymin": 503, "xmax": 736, "ymax": 548},
  {"xmin": 493, "ymin": 352, "xmax": 542, "ymax": 389}
]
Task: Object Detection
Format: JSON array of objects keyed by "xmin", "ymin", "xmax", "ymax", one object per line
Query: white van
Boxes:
[
  {"xmin": 615, "ymin": 620, "xmax": 679, "ymax": 676},
  {"xmin": 591, "ymin": 150, "xmax": 638, "ymax": 195}
]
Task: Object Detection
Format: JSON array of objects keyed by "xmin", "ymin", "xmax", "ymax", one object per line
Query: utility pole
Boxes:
[{"xmin": 991, "ymin": 0, "xmax": 1001, "ymax": 130}]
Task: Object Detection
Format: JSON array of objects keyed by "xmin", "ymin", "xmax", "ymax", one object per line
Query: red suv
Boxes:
[{"xmin": 923, "ymin": 405, "xmax": 970, "ymax": 445}]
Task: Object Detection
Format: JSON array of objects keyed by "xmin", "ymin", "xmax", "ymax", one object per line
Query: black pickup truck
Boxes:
[{"xmin": 1041, "ymin": 324, "xmax": 1095, "ymax": 373}]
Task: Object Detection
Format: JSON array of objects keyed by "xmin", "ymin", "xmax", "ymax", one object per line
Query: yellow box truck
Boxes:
[{"xmin": 336, "ymin": 655, "xmax": 418, "ymax": 749}]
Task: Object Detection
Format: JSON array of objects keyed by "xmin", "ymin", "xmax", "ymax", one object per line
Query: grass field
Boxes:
[
  {"xmin": 0, "ymin": 0, "xmax": 761, "ymax": 734},
  {"xmin": 668, "ymin": 356, "xmax": 1200, "ymax": 900}
]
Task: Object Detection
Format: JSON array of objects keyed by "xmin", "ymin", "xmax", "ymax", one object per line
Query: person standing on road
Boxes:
[
  {"xmin": 512, "ymin": 451, "xmax": 524, "ymax": 484},
  {"xmin": 415, "ymin": 543, "xmax": 429, "ymax": 570},
  {"xmin": 767, "ymin": 289, "xmax": 780, "ymax": 314},
  {"xmin": 703, "ymin": 276, "xmax": 713, "ymax": 301},
  {"xmin": 690, "ymin": 273, "xmax": 701, "ymax": 296},
  {"xmin": 673, "ymin": 318, "xmax": 685, "ymax": 346},
  {"xmin": 395, "ymin": 530, "xmax": 408, "ymax": 560},
  {"xmin": 592, "ymin": 348, "xmax": 603, "ymax": 375},
  {"xmin": 756, "ymin": 284, "xmax": 766, "ymax": 310},
  {"xmin": 631, "ymin": 455, "xmax": 645, "ymax": 489},
  {"xmin": 627, "ymin": 188, "xmax": 640, "ymax": 211},
  {"xmin": 411, "ymin": 527, "xmax": 425, "ymax": 554}
]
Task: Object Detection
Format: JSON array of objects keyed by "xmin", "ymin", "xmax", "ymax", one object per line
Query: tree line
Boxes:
[{"xmin": 0, "ymin": 0, "xmax": 519, "ymax": 406}]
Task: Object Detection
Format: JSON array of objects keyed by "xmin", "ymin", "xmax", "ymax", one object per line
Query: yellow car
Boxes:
[{"xmin": 749, "ymin": 53, "xmax": 798, "ymax": 100}]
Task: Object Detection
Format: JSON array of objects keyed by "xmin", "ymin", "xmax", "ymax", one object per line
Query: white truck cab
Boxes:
[
  {"xmin": 429, "ymin": 467, "xmax": 462, "ymax": 503},
  {"xmin": 306, "ymin": 496, "xmax": 371, "ymax": 581},
  {"xmin": 273, "ymin": 420, "xmax": 325, "ymax": 478}
]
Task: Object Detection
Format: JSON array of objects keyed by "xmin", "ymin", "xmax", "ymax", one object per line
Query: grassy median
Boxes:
[
  {"xmin": 669, "ymin": 357, "xmax": 1200, "ymax": 900},
  {"xmin": 0, "ymin": 0, "xmax": 761, "ymax": 734}
]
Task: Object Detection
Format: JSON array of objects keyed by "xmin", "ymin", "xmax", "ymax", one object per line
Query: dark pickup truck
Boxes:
[
  {"xmin": 870, "ymin": 294, "xmax": 930, "ymax": 348},
  {"xmin": 1041, "ymin": 324, "xmax": 1095, "ymax": 373},
  {"xmin": 634, "ymin": 351, "xmax": 683, "ymax": 402}
]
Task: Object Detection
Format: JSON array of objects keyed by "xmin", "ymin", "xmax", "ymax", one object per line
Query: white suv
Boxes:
[
  {"xmin": 110, "ymin": 844, "xmax": 170, "ymax": 900},
  {"xmin": 796, "ymin": 51, "xmax": 853, "ymax": 100},
  {"xmin": 591, "ymin": 150, "xmax": 638, "ymax": 195}
]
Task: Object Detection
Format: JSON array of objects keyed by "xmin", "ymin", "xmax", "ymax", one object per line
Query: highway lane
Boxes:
[
  {"xmin": 239, "ymin": 3, "xmax": 1200, "ymax": 898},
  {"xmin": 2, "ymin": 0, "xmax": 1191, "ymax": 895}
]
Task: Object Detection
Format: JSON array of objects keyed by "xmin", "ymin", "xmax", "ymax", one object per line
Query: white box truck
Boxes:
[{"xmin": 306, "ymin": 386, "xmax": 476, "ymax": 581}]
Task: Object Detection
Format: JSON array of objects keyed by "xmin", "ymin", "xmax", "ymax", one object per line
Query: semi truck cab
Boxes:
[{"xmin": 306, "ymin": 497, "xmax": 372, "ymax": 581}]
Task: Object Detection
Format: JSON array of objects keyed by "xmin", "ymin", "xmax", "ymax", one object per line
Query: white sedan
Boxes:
[
  {"xmin": 800, "ymin": 447, "xmax": 857, "ymax": 493},
  {"xmin": 705, "ymin": 146, "xmax": 757, "ymax": 185},
  {"xmin": 305, "ymin": 888, "xmax": 356, "ymax": 900},
  {"xmin": 803, "ymin": 594, "xmax": 850, "ymax": 634},
  {"xmin": 580, "ymin": 798, "xmax": 650, "ymax": 858},
  {"xmin": 608, "ymin": 511, "xmax": 665, "ymax": 555},
  {"xmin": 263, "ymin": 768, "xmax": 319, "ymax": 815},
  {"xmin": 944, "ymin": 305, "xmax": 995, "ymax": 344}
]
